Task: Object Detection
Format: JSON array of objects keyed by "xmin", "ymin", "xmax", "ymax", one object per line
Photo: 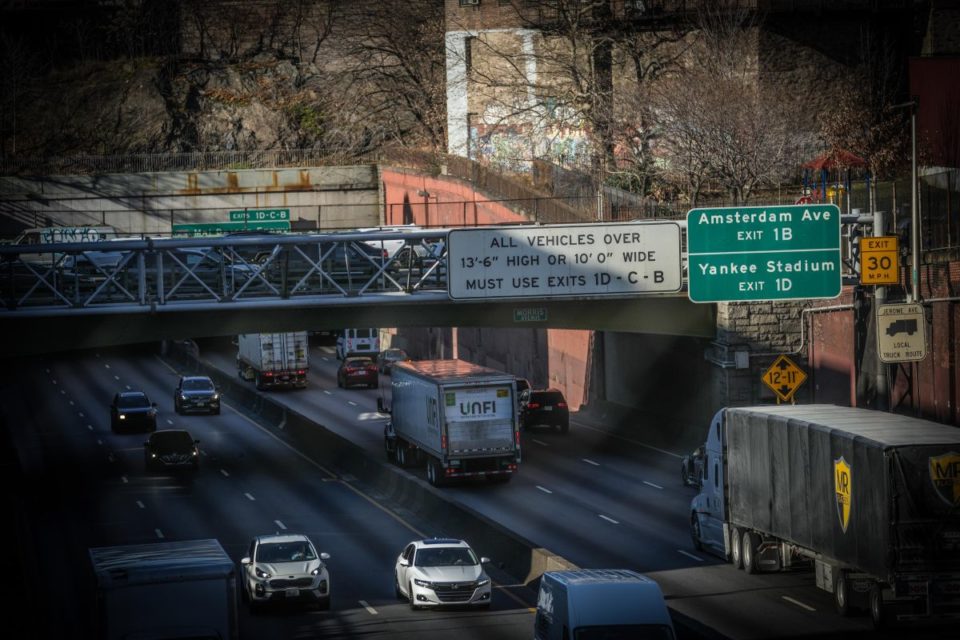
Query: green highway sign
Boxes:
[
  {"xmin": 686, "ymin": 204, "xmax": 841, "ymax": 303},
  {"xmin": 514, "ymin": 307, "xmax": 548, "ymax": 322},
  {"xmin": 228, "ymin": 208, "xmax": 290, "ymax": 221},
  {"xmin": 172, "ymin": 220, "xmax": 290, "ymax": 236}
]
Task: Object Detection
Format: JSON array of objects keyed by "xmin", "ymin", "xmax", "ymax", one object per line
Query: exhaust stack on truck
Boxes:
[
  {"xmin": 689, "ymin": 404, "xmax": 960, "ymax": 629},
  {"xmin": 381, "ymin": 359, "xmax": 520, "ymax": 486}
]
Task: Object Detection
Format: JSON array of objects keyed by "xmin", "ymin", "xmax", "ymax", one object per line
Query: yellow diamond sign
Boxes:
[{"xmin": 762, "ymin": 355, "xmax": 807, "ymax": 402}]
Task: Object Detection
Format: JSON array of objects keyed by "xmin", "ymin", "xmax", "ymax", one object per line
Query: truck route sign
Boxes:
[
  {"xmin": 686, "ymin": 204, "xmax": 842, "ymax": 303},
  {"xmin": 446, "ymin": 222, "xmax": 682, "ymax": 300},
  {"xmin": 761, "ymin": 354, "xmax": 807, "ymax": 402},
  {"xmin": 876, "ymin": 303, "xmax": 926, "ymax": 363}
]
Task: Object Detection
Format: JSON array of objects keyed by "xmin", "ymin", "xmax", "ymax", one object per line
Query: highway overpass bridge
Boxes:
[{"xmin": 0, "ymin": 226, "xmax": 715, "ymax": 357}]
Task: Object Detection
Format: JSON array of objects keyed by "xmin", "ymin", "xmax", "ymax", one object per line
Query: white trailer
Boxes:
[
  {"xmin": 237, "ymin": 331, "xmax": 309, "ymax": 390},
  {"xmin": 381, "ymin": 359, "xmax": 520, "ymax": 486},
  {"xmin": 89, "ymin": 538, "xmax": 238, "ymax": 640}
]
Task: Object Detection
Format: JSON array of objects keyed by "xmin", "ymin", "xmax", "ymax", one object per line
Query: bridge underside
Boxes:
[{"xmin": 1, "ymin": 296, "xmax": 715, "ymax": 357}]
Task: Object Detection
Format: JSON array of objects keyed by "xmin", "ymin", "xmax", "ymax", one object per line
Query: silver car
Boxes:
[
  {"xmin": 241, "ymin": 534, "xmax": 331, "ymax": 611},
  {"xmin": 394, "ymin": 538, "xmax": 492, "ymax": 609}
]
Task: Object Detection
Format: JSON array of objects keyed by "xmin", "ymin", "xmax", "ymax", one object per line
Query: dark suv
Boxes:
[
  {"xmin": 519, "ymin": 388, "xmax": 569, "ymax": 433},
  {"xmin": 174, "ymin": 375, "xmax": 221, "ymax": 415}
]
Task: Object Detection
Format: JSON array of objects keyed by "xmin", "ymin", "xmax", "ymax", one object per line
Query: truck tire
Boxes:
[
  {"xmin": 731, "ymin": 527, "xmax": 743, "ymax": 569},
  {"xmin": 427, "ymin": 459, "xmax": 445, "ymax": 487},
  {"xmin": 742, "ymin": 531, "xmax": 760, "ymax": 574},
  {"xmin": 396, "ymin": 444, "xmax": 407, "ymax": 467},
  {"xmin": 834, "ymin": 571, "xmax": 852, "ymax": 616},
  {"xmin": 690, "ymin": 514, "xmax": 703, "ymax": 551},
  {"xmin": 255, "ymin": 373, "xmax": 264, "ymax": 391},
  {"xmin": 870, "ymin": 584, "xmax": 887, "ymax": 629}
]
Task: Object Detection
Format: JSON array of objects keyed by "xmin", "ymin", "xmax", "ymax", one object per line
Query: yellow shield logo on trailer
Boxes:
[
  {"xmin": 834, "ymin": 457, "xmax": 851, "ymax": 533},
  {"xmin": 929, "ymin": 452, "xmax": 960, "ymax": 506}
]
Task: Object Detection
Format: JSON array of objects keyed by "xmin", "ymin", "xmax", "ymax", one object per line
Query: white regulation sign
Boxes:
[{"xmin": 447, "ymin": 222, "xmax": 682, "ymax": 300}]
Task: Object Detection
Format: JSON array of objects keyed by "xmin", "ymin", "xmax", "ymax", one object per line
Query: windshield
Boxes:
[
  {"xmin": 414, "ymin": 547, "xmax": 479, "ymax": 567},
  {"xmin": 257, "ymin": 541, "xmax": 317, "ymax": 563},
  {"xmin": 117, "ymin": 394, "xmax": 150, "ymax": 409},
  {"xmin": 183, "ymin": 378, "xmax": 214, "ymax": 391},
  {"xmin": 574, "ymin": 625, "xmax": 674, "ymax": 640}
]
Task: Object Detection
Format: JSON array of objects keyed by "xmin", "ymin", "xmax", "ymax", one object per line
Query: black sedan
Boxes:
[
  {"xmin": 174, "ymin": 375, "xmax": 221, "ymax": 415},
  {"xmin": 144, "ymin": 429, "xmax": 200, "ymax": 472},
  {"xmin": 110, "ymin": 391, "xmax": 158, "ymax": 433},
  {"xmin": 337, "ymin": 356, "xmax": 378, "ymax": 389}
]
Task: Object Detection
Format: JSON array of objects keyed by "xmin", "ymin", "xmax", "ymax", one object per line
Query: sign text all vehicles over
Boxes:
[{"xmin": 447, "ymin": 222, "xmax": 682, "ymax": 300}]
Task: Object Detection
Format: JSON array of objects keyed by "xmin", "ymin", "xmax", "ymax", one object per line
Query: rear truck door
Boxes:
[{"xmin": 444, "ymin": 385, "xmax": 515, "ymax": 455}]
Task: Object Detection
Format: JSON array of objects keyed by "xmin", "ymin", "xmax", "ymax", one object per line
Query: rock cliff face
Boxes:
[{"xmin": 12, "ymin": 54, "xmax": 326, "ymax": 157}]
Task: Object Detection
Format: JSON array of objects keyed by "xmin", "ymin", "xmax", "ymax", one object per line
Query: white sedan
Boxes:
[{"xmin": 394, "ymin": 538, "xmax": 492, "ymax": 609}]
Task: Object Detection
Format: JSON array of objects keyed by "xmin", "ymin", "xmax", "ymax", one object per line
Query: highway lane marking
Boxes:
[
  {"xmin": 782, "ymin": 596, "xmax": 816, "ymax": 612},
  {"xmin": 220, "ymin": 469, "xmax": 230, "ymax": 477},
  {"xmin": 200, "ymin": 450, "xmax": 208, "ymax": 457},
  {"xmin": 166, "ymin": 419, "xmax": 174, "ymax": 425},
  {"xmin": 78, "ymin": 412, "xmax": 84, "ymax": 418},
  {"xmin": 348, "ymin": 401, "xmax": 358, "ymax": 406},
  {"xmin": 96, "ymin": 439, "xmax": 103, "ymax": 446},
  {"xmin": 136, "ymin": 500, "xmax": 145, "ymax": 509},
  {"xmin": 87, "ymin": 425, "xmax": 93, "ymax": 431},
  {"xmin": 643, "ymin": 481, "xmax": 663, "ymax": 490},
  {"xmin": 532, "ymin": 439, "xmax": 549, "ymax": 446},
  {"xmin": 104, "ymin": 364, "xmax": 110, "ymax": 369},
  {"xmin": 121, "ymin": 476, "xmax": 128, "ymax": 484},
  {"xmin": 126, "ymin": 385, "xmax": 131, "ymax": 390},
  {"xmin": 155, "ymin": 529, "xmax": 164, "ymax": 539},
  {"xmin": 69, "ymin": 400, "xmax": 74, "ymax": 406},
  {"xmin": 61, "ymin": 389, "xmax": 66, "ymax": 394},
  {"xmin": 582, "ymin": 458, "xmax": 600, "ymax": 466},
  {"xmin": 323, "ymin": 390, "xmax": 332, "ymax": 395},
  {"xmin": 359, "ymin": 600, "xmax": 377, "ymax": 615},
  {"xmin": 274, "ymin": 520, "xmax": 287, "ymax": 530},
  {"xmin": 598, "ymin": 514, "xmax": 619, "ymax": 524},
  {"xmin": 114, "ymin": 375, "xmax": 120, "ymax": 381},
  {"xmin": 244, "ymin": 493, "xmax": 256, "ymax": 501},
  {"xmin": 677, "ymin": 550, "xmax": 704, "ymax": 562},
  {"xmin": 536, "ymin": 485, "xmax": 553, "ymax": 494},
  {"xmin": 107, "ymin": 453, "xmax": 115, "ymax": 463}
]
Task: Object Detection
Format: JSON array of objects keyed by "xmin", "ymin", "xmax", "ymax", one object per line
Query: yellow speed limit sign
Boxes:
[
  {"xmin": 762, "ymin": 355, "xmax": 807, "ymax": 403},
  {"xmin": 860, "ymin": 236, "xmax": 899, "ymax": 285}
]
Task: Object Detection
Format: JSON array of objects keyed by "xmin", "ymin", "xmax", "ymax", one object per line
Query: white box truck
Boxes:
[
  {"xmin": 89, "ymin": 538, "xmax": 238, "ymax": 640},
  {"xmin": 380, "ymin": 359, "xmax": 520, "ymax": 486},
  {"xmin": 689, "ymin": 404, "xmax": 960, "ymax": 629},
  {"xmin": 237, "ymin": 331, "xmax": 308, "ymax": 390}
]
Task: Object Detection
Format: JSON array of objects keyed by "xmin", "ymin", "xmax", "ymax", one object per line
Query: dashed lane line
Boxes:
[
  {"xmin": 136, "ymin": 501, "xmax": 145, "ymax": 509},
  {"xmin": 155, "ymin": 529, "xmax": 164, "ymax": 539},
  {"xmin": 643, "ymin": 481, "xmax": 663, "ymax": 490},
  {"xmin": 782, "ymin": 596, "xmax": 816, "ymax": 612},
  {"xmin": 220, "ymin": 469, "xmax": 230, "ymax": 477},
  {"xmin": 536, "ymin": 486, "xmax": 553, "ymax": 494},
  {"xmin": 532, "ymin": 439, "xmax": 549, "ymax": 447},
  {"xmin": 244, "ymin": 493, "xmax": 256, "ymax": 501},
  {"xmin": 348, "ymin": 401, "xmax": 357, "ymax": 406},
  {"xmin": 582, "ymin": 458, "xmax": 600, "ymax": 466},
  {"xmin": 598, "ymin": 514, "xmax": 619, "ymax": 524},
  {"xmin": 274, "ymin": 520, "xmax": 287, "ymax": 530},
  {"xmin": 359, "ymin": 600, "xmax": 377, "ymax": 615}
]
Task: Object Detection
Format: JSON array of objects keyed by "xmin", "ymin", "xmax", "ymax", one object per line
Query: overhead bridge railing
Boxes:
[{"xmin": 0, "ymin": 230, "xmax": 451, "ymax": 315}]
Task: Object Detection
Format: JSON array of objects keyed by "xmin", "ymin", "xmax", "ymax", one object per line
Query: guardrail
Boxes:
[{"xmin": 0, "ymin": 229, "xmax": 450, "ymax": 314}]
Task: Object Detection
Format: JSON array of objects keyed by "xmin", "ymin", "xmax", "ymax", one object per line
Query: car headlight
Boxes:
[
  {"xmin": 311, "ymin": 567, "xmax": 324, "ymax": 576},
  {"xmin": 413, "ymin": 578, "xmax": 433, "ymax": 588},
  {"xmin": 212, "ymin": 393, "xmax": 220, "ymax": 401},
  {"xmin": 180, "ymin": 394, "xmax": 188, "ymax": 400},
  {"xmin": 150, "ymin": 453, "xmax": 157, "ymax": 458},
  {"xmin": 255, "ymin": 567, "xmax": 271, "ymax": 579},
  {"xmin": 119, "ymin": 414, "xmax": 126, "ymax": 420},
  {"xmin": 477, "ymin": 578, "xmax": 490, "ymax": 587}
]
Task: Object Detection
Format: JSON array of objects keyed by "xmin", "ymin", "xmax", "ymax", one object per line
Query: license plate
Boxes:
[
  {"xmin": 543, "ymin": 406, "xmax": 553, "ymax": 411},
  {"xmin": 286, "ymin": 588, "xmax": 300, "ymax": 597},
  {"xmin": 197, "ymin": 402, "xmax": 206, "ymax": 406}
]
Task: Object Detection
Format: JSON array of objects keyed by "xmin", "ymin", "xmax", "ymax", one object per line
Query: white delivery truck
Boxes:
[
  {"xmin": 237, "ymin": 331, "xmax": 309, "ymax": 390},
  {"xmin": 534, "ymin": 569, "xmax": 676, "ymax": 640},
  {"xmin": 89, "ymin": 538, "xmax": 238, "ymax": 640},
  {"xmin": 380, "ymin": 359, "xmax": 521, "ymax": 486}
]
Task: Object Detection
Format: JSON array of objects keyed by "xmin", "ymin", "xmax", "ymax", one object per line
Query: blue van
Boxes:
[{"xmin": 534, "ymin": 569, "xmax": 676, "ymax": 640}]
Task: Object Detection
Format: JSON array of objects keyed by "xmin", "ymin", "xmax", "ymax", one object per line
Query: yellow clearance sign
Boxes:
[
  {"xmin": 860, "ymin": 236, "xmax": 899, "ymax": 285},
  {"xmin": 761, "ymin": 355, "xmax": 807, "ymax": 402}
]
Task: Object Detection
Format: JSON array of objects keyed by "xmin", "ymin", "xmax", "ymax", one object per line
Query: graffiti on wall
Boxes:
[{"xmin": 471, "ymin": 119, "xmax": 591, "ymax": 172}]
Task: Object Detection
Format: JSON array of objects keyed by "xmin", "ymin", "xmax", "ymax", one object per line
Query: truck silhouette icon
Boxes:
[{"xmin": 886, "ymin": 319, "xmax": 918, "ymax": 337}]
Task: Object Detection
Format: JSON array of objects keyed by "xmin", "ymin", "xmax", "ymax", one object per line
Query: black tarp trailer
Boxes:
[{"xmin": 691, "ymin": 404, "xmax": 960, "ymax": 628}]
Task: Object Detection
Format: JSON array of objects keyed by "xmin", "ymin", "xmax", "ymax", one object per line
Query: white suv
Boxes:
[
  {"xmin": 241, "ymin": 533, "xmax": 331, "ymax": 611},
  {"xmin": 394, "ymin": 538, "xmax": 492, "ymax": 609}
]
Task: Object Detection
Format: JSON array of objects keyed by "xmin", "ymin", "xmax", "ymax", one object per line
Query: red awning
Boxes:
[{"xmin": 802, "ymin": 149, "xmax": 867, "ymax": 171}]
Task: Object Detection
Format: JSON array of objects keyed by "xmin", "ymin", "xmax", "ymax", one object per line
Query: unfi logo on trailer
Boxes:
[
  {"xmin": 929, "ymin": 452, "xmax": 960, "ymax": 506},
  {"xmin": 834, "ymin": 457, "xmax": 852, "ymax": 533},
  {"xmin": 447, "ymin": 389, "xmax": 511, "ymax": 422}
]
